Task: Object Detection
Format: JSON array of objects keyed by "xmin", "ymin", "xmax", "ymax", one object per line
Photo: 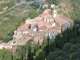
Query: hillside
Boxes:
[
  {"xmin": 0, "ymin": 0, "xmax": 14, "ymax": 11},
  {"xmin": 0, "ymin": 0, "xmax": 80, "ymax": 60},
  {"xmin": 46, "ymin": 0, "xmax": 80, "ymax": 23},
  {"xmin": 0, "ymin": 4, "xmax": 33, "ymax": 42}
]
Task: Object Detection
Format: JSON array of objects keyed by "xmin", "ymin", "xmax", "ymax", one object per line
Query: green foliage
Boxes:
[
  {"xmin": 0, "ymin": 0, "xmax": 15, "ymax": 11},
  {"xmin": 55, "ymin": 56, "xmax": 65, "ymax": 60},
  {"xmin": 7, "ymin": 0, "xmax": 15, "ymax": 8},
  {"xmin": 0, "ymin": 24, "xmax": 80, "ymax": 60},
  {"xmin": 47, "ymin": 52, "xmax": 57, "ymax": 60},
  {"xmin": 70, "ymin": 52, "xmax": 78, "ymax": 60},
  {"xmin": 0, "ymin": 5, "xmax": 29, "ymax": 42},
  {"xmin": 69, "ymin": 39, "xmax": 76, "ymax": 44},
  {"xmin": 0, "ymin": 0, "xmax": 80, "ymax": 60},
  {"xmin": 47, "ymin": 24, "xmax": 80, "ymax": 60},
  {"xmin": 77, "ymin": 48, "xmax": 80, "ymax": 58},
  {"xmin": 29, "ymin": 10, "xmax": 40, "ymax": 19},
  {"xmin": 70, "ymin": 45, "xmax": 79, "ymax": 53},
  {"xmin": 58, "ymin": 10, "xmax": 63, "ymax": 14},
  {"xmin": 62, "ymin": 43, "xmax": 71, "ymax": 51},
  {"xmin": 33, "ymin": 49, "xmax": 45, "ymax": 60},
  {"xmin": 31, "ymin": 1, "xmax": 40, "ymax": 9},
  {"xmin": 47, "ymin": 50, "xmax": 64, "ymax": 60},
  {"xmin": 55, "ymin": 34, "xmax": 66, "ymax": 48},
  {"xmin": 0, "ymin": 49, "xmax": 12, "ymax": 60}
]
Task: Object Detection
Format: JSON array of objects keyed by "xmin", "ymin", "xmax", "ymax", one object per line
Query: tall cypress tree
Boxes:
[
  {"xmin": 43, "ymin": 36, "xmax": 50, "ymax": 56},
  {"xmin": 28, "ymin": 41, "xmax": 33, "ymax": 60},
  {"xmin": 66, "ymin": 28, "xmax": 70, "ymax": 42},
  {"xmin": 21, "ymin": 53, "xmax": 24, "ymax": 60}
]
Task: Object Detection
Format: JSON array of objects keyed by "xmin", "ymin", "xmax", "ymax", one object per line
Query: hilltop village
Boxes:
[{"xmin": 0, "ymin": 4, "xmax": 73, "ymax": 51}]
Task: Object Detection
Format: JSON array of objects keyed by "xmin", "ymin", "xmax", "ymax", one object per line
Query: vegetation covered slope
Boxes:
[
  {"xmin": 0, "ymin": 0, "xmax": 14, "ymax": 11},
  {"xmin": 0, "ymin": 4, "xmax": 32, "ymax": 42},
  {"xmin": 0, "ymin": 0, "xmax": 41, "ymax": 42}
]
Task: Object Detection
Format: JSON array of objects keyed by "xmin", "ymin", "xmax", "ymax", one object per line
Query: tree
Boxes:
[
  {"xmin": 69, "ymin": 39, "xmax": 76, "ymax": 44},
  {"xmin": 29, "ymin": 10, "xmax": 39, "ymax": 19},
  {"xmin": 47, "ymin": 50, "xmax": 64, "ymax": 60},
  {"xmin": 21, "ymin": 53, "xmax": 24, "ymax": 60},
  {"xmin": 47, "ymin": 52, "xmax": 57, "ymax": 60},
  {"xmin": 55, "ymin": 34, "xmax": 66, "ymax": 48},
  {"xmin": 43, "ymin": 36, "xmax": 50, "ymax": 56},
  {"xmin": 10, "ymin": 54, "xmax": 13, "ymax": 60},
  {"xmin": 55, "ymin": 56, "xmax": 65, "ymax": 60},
  {"xmin": 33, "ymin": 49, "xmax": 45, "ymax": 60},
  {"xmin": 27, "ymin": 41, "xmax": 33, "ymax": 60},
  {"xmin": 62, "ymin": 43, "xmax": 71, "ymax": 51},
  {"xmin": 70, "ymin": 44, "xmax": 79, "ymax": 53},
  {"xmin": 70, "ymin": 52, "xmax": 78, "ymax": 60},
  {"xmin": 31, "ymin": 1, "xmax": 40, "ymax": 9},
  {"xmin": 49, "ymin": 41, "xmax": 56, "ymax": 52},
  {"xmin": 77, "ymin": 48, "xmax": 80, "ymax": 58},
  {"xmin": 28, "ymin": 48, "xmax": 33, "ymax": 60}
]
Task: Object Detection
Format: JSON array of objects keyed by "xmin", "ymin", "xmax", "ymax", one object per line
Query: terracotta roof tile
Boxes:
[
  {"xmin": 39, "ymin": 25, "xmax": 47, "ymax": 30},
  {"xmin": 18, "ymin": 23, "xmax": 30, "ymax": 30}
]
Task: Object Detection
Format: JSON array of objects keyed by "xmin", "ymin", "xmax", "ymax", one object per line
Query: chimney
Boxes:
[
  {"xmin": 28, "ymin": 24, "xmax": 31, "ymax": 29},
  {"xmin": 35, "ymin": 24, "xmax": 39, "ymax": 32}
]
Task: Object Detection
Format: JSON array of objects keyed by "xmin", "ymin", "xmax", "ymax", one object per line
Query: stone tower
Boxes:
[{"xmin": 53, "ymin": 5, "xmax": 57, "ymax": 18}]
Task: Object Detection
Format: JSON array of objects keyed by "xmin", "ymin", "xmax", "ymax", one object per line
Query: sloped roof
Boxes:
[
  {"xmin": 39, "ymin": 25, "xmax": 47, "ymax": 30},
  {"xmin": 18, "ymin": 23, "xmax": 30, "ymax": 30},
  {"xmin": 53, "ymin": 25, "xmax": 60, "ymax": 29}
]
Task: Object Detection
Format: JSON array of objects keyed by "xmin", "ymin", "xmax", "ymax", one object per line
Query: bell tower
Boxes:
[{"xmin": 53, "ymin": 5, "xmax": 57, "ymax": 18}]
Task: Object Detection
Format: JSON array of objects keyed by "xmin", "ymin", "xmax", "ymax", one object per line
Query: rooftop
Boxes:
[
  {"xmin": 0, "ymin": 8, "xmax": 73, "ymax": 50},
  {"xmin": 18, "ymin": 23, "xmax": 30, "ymax": 30}
]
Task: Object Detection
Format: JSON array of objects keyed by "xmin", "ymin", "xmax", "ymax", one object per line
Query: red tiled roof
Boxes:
[
  {"xmin": 43, "ymin": 12, "xmax": 49, "ymax": 16},
  {"xmin": 42, "ymin": 12, "xmax": 53, "ymax": 19},
  {"xmin": 18, "ymin": 23, "xmax": 30, "ymax": 30},
  {"xmin": 39, "ymin": 25, "xmax": 47, "ymax": 30}
]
